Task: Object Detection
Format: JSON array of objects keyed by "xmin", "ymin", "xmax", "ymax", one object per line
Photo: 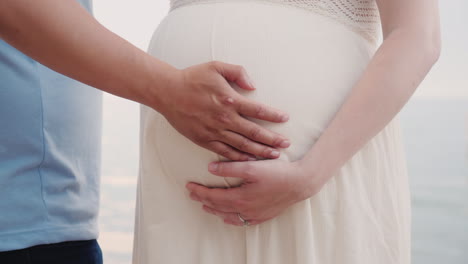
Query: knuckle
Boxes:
[
  {"xmin": 237, "ymin": 138, "xmax": 250, "ymax": 151},
  {"xmin": 197, "ymin": 132, "xmax": 213, "ymax": 143},
  {"xmin": 216, "ymin": 131, "xmax": 228, "ymax": 141},
  {"xmin": 238, "ymin": 65, "xmax": 247, "ymax": 75},
  {"xmin": 235, "ymin": 153, "xmax": 248, "ymax": 161},
  {"xmin": 218, "ymin": 148, "xmax": 231, "ymax": 158},
  {"xmin": 227, "ymin": 153, "xmax": 241, "ymax": 162},
  {"xmin": 207, "ymin": 125, "xmax": 221, "ymax": 135},
  {"xmin": 249, "ymin": 127, "xmax": 261, "ymax": 140},
  {"xmin": 255, "ymin": 105, "xmax": 266, "ymax": 117},
  {"xmin": 261, "ymin": 147, "xmax": 274, "ymax": 157},
  {"xmin": 214, "ymin": 112, "xmax": 232, "ymax": 125},
  {"xmin": 210, "ymin": 60, "xmax": 221, "ymax": 68},
  {"xmin": 272, "ymin": 135, "xmax": 283, "ymax": 146},
  {"xmin": 221, "ymin": 95, "xmax": 235, "ymax": 105}
]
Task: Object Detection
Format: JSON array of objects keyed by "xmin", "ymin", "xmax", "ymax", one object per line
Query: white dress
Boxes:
[{"xmin": 133, "ymin": 1, "xmax": 411, "ymax": 263}]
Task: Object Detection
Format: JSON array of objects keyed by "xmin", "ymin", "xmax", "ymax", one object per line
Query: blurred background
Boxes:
[{"xmin": 93, "ymin": 1, "xmax": 468, "ymax": 263}]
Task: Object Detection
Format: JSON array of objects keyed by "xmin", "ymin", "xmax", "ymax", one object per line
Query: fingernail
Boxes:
[
  {"xmin": 208, "ymin": 162, "xmax": 219, "ymax": 172},
  {"xmin": 247, "ymin": 76, "xmax": 256, "ymax": 88},
  {"xmin": 270, "ymin": 150, "xmax": 280, "ymax": 157},
  {"xmin": 248, "ymin": 157, "xmax": 257, "ymax": 161},
  {"xmin": 279, "ymin": 140, "xmax": 290, "ymax": 148},
  {"xmin": 281, "ymin": 114, "xmax": 289, "ymax": 122}
]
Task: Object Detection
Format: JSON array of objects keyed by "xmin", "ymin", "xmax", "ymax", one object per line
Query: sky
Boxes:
[{"xmin": 93, "ymin": 0, "xmax": 468, "ymax": 98}]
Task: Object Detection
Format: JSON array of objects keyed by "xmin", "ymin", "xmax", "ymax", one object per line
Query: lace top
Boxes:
[{"xmin": 169, "ymin": 0, "xmax": 382, "ymax": 43}]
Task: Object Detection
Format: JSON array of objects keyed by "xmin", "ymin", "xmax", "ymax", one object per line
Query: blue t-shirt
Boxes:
[{"xmin": 0, "ymin": 0, "xmax": 103, "ymax": 251}]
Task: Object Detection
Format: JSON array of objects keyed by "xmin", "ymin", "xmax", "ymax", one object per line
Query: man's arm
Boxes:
[{"xmin": 0, "ymin": 0, "xmax": 290, "ymax": 160}]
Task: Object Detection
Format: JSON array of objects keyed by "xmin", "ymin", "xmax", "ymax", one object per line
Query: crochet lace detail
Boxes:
[{"xmin": 169, "ymin": 0, "xmax": 382, "ymax": 43}]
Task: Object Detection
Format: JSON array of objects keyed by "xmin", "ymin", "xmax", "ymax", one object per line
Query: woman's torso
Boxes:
[
  {"xmin": 141, "ymin": 0, "xmax": 382, "ymax": 189},
  {"xmin": 134, "ymin": 3, "xmax": 410, "ymax": 264}
]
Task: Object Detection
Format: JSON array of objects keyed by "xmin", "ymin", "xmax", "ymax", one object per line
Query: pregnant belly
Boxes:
[{"xmin": 141, "ymin": 1, "xmax": 378, "ymax": 188}]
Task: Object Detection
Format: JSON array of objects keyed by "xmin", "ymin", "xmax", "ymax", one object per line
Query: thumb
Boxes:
[
  {"xmin": 208, "ymin": 161, "xmax": 255, "ymax": 180},
  {"xmin": 213, "ymin": 61, "xmax": 256, "ymax": 91}
]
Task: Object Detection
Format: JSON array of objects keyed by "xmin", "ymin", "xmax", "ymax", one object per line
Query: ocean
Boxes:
[
  {"xmin": 402, "ymin": 98, "xmax": 468, "ymax": 263},
  {"xmin": 98, "ymin": 96, "xmax": 468, "ymax": 264}
]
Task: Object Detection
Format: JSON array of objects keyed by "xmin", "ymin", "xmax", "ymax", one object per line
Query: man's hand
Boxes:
[
  {"xmin": 0, "ymin": 1, "xmax": 290, "ymax": 161},
  {"xmin": 159, "ymin": 61, "xmax": 290, "ymax": 161},
  {"xmin": 186, "ymin": 159, "xmax": 324, "ymax": 226}
]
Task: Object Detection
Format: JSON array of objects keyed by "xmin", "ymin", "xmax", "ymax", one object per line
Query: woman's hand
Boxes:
[
  {"xmin": 186, "ymin": 159, "xmax": 325, "ymax": 226},
  {"xmin": 187, "ymin": 0, "xmax": 441, "ymax": 227},
  {"xmin": 159, "ymin": 61, "xmax": 291, "ymax": 161}
]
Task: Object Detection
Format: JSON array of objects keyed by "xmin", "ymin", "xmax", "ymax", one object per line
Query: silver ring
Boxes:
[{"xmin": 237, "ymin": 213, "xmax": 250, "ymax": 227}]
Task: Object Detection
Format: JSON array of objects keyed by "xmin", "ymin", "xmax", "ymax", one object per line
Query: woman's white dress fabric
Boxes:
[{"xmin": 133, "ymin": 1, "xmax": 411, "ymax": 263}]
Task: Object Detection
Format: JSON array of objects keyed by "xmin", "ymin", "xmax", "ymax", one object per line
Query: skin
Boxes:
[
  {"xmin": 187, "ymin": 0, "xmax": 442, "ymax": 226},
  {"xmin": 0, "ymin": 0, "xmax": 291, "ymax": 161}
]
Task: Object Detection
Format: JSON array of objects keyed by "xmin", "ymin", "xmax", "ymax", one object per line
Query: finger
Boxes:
[
  {"xmin": 202, "ymin": 205, "xmax": 246, "ymax": 226},
  {"xmin": 202, "ymin": 198, "xmax": 267, "ymax": 226},
  {"xmin": 236, "ymin": 97, "xmax": 289, "ymax": 123},
  {"xmin": 219, "ymin": 210, "xmax": 270, "ymax": 226},
  {"xmin": 207, "ymin": 161, "xmax": 256, "ymax": 181},
  {"xmin": 189, "ymin": 191, "xmax": 219, "ymax": 210},
  {"xmin": 220, "ymin": 130, "xmax": 279, "ymax": 159},
  {"xmin": 186, "ymin": 183, "xmax": 240, "ymax": 212},
  {"xmin": 231, "ymin": 117, "xmax": 290, "ymax": 152},
  {"xmin": 206, "ymin": 141, "xmax": 254, "ymax": 161},
  {"xmin": 212, "ymin": 61, "xmax": 256, "ymax": 91},
  {"xmin": 189, "ymin": 191, "xmax": 238, "ymax": 213}
]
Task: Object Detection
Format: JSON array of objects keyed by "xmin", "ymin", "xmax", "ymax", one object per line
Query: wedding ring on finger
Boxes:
[{"xmin": 237, "ymin": 212, "xmax": 250, "ymax": 227}]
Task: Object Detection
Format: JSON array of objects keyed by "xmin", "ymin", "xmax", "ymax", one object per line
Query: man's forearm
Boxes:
[{"xmin": 0, "ymin": 0, "xmax": 175, "ymax": 110}]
